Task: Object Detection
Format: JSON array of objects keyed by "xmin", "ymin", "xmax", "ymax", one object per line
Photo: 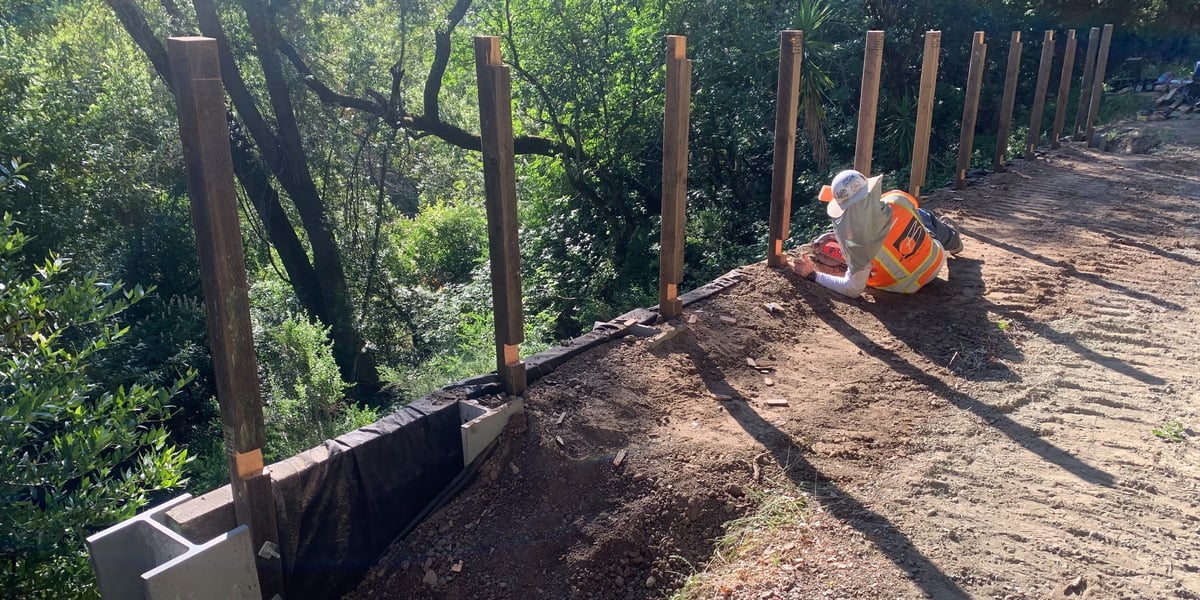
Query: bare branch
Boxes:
[{"xmin": 277, "ymin": 42, "xmax": 385, "ymax": 115}]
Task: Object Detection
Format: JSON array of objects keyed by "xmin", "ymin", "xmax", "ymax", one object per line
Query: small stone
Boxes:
[
  {"xmin": 764, "ymin": 377, "xmax": 775, "ymax": 386},
  {"xmin": 765, "ymin": 399, "xmax": 789, "ymax": 407},
  {"xmin": 724, "ymin": 483, "xmax": 744, "ymax": 498},
  {"xmin": 509, "ymin": 462, "xmax": 520, "ymax": 475},
  {"xmin": 720, "ymin": 315, "xmax": 737, "ymax": 325},
  {"xmin": 422, "ymin": 569, "xmax": 438, "ymax": 587},
  {"xmin": 645, "ymin": 576, "xmax": 657, "ymax": 588},
  {"xmin": 451, "ymin": 560, "xmax": 463, "ymax": 573}
]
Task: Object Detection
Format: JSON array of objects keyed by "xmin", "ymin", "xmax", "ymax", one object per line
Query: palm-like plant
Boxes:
[{"xmin": 796, "ymin": 0, "xmax": 836, "ymax": 173}]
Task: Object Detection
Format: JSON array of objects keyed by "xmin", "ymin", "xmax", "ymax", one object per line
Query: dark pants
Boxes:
[{"xmin": 917, "ymin": 208, "xmax": 963, "ymax": 255}]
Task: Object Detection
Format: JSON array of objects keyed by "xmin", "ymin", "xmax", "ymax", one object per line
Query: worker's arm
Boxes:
[
  {"xmin": 791, "ymin": 255, "xmax": 869, "ymax": 298},
  {"xmin": 813, "ymin": 268, "xmax": 870, "ymax": 297}
]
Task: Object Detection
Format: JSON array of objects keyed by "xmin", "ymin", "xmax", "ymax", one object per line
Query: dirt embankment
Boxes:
[{"xmin": 346, "ymin": 116, "xmax": 1200, "ymax": 600}]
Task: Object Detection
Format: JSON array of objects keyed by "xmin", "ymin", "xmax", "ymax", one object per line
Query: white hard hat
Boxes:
[{"xmin": 819, "ymin": 169, "xmax": 882, "ymax": 219}]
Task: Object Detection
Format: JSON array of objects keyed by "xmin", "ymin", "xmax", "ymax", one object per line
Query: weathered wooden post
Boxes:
[
  {"xmin": 1051, "ymin": 30, "xmax": 1078, "ymax": 149},
  {"xmin": 855, "ymin": 30, "xmax": 884, "ymax": 175},
  {"xmin": 956, "ymin": 32, "xmax": 986, "ymax": 190},
  {"xmin": 1073, "ymin": 27, "xmax": 1101, "ymax": 140},
  {"xmin": 767, "ymin": 30, "xmax": 803, "ymax": 268},
  {"xmin": 659, "ymin": 35, "xmax": 691, "ymax": 319},
  {"xmin": 994, "ymin": 31, "xmax": 1022, "ymax": 172},
  {"xmin": 474, "ymin": 36, "xmax": 527, "ymax": 396},
  {"xmin": 1085, "ymin": 24, "xmax": 1114, "ymax": 147},
  {"xmin": 1026, "ymin": 30, "xmax": 1056, "ymax": 158},
  {"xmin": 166, "ymin": 36, "xmax": 283, "ymax": 599},
  {"xmin": 909, "ymin": 30, "xmax": 940, "ymax": 198}
]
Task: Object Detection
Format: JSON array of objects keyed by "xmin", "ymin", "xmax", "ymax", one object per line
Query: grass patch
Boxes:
[{"xmin": 669, "ymin": 470, "xmax": 815, "ymax": 600}]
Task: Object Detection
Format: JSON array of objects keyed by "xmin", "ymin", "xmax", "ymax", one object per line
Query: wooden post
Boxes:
[
  {"xmin": 474, "ymin": 36, "xmax": 526, "ymax": 396},
  {"xmin": 1085, "ymin": 24, "xmax": 1114, "ymax": 147},
  {"xmin": 909, "ymin": 30, "xmax": 941, "ymax": 198},
  {"xmin": 659, "ymin": 35, "xmax": 691, "ymax": 319},
  {"xmin": 854, "ymin": 30, "xmax": 884, "ymax": 175},
  {"xmin": 767, "ymin": 30, "xmax": 803, "ymax": 268},
  {"xmin": 166, "ymin": 36, "xmax": 283, "ymax": 599},
  {"xmin": 956, "ymin": 32, "xmax": 986, "ymax": 190},
  {"xmin": 1025, "ymin": 30, "xmax": 1056, "ymax": 158},
  {"xmin": 1050, "ymin": 30, "xmax": 1077, "ymax": 149},
  {"xmin": 1073, "ymin": 27, "xmax": 1101, "ymax": 140},
  {"xmin": 993, "ymin": 31, "xmax": 1022, "ymax": 172}
]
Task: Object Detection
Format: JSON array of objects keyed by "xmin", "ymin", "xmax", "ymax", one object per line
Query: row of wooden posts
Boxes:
[{"xmin": 166, "ymin": 25, "xmax": 1115, "ymax": 596}]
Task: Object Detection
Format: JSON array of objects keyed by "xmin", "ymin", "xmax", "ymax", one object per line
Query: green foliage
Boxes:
[
  {"xmin": 1152, "ymin": 420, "xmax": 1186, "ymax": 443},
  {"xmin": 387, "ymin": 199, "xmax": 488, "ymax": 288},
  {"xmin": 257, "ymin": 314, "xmax": 378, "ymax": 461},
  {"xmin": 0, "ymin": 214, "xmax": 192, "ymax": 599}
]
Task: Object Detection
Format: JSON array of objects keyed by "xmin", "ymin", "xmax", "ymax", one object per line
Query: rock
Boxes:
[
  {"xmin": 509, "ymin": 462, "xmax": 520, "ymax": 475},
  {"xmin": 724, "ymin": 483, "xmax": 744, "ymax": 498},
  {"xmin": 645, "ymin": 576, "xmax": 657, "ymax": 588},
  {"xmin": 422, "ymin": 569, "xmax": 438, "ymax": 587},
  {"xmin": 719, "ymin": 315, "xmax": 737, "ymax": 325},
  {"xmin": 614, "ymin": 575, "xmax": 624, "ymax": 587},
  {"xmin": 451, "ymin": 560, "xmax": 463, "ymax": 573},
  {"xmin": 1063, "ymin": 575, "xmax": 1086, "ymax": 596}
]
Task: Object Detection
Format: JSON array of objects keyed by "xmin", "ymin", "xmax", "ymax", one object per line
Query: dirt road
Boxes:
[{"xmin": 347, "ymin": 116, "xmax": 1200, "ymax": 599}]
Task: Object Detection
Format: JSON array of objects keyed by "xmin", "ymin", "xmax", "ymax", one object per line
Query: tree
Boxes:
[
  {"xmin": 0, "ymin": 212, "xmax": 192, "ymax": 599},
  {"xmin": 105, "ymin": 0, "xmax": 571, "ymax": 400}
]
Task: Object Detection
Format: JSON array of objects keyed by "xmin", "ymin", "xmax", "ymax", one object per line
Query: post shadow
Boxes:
[
  {"xmin": 965, "ymin": 229, "xmax": 1184, "ymax": 312},
  {"xmin": 794, "ymin": 280, "xmax": 1115, "ymax": 488},
  {"xmin": 679, "ymin": 342, "xmax": 970, "ymax": 599}
]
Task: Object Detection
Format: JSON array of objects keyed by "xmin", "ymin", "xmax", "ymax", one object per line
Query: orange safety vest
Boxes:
[{"xmin": 865, "ymin": 191, "xmax": 945, "ymax": 293}]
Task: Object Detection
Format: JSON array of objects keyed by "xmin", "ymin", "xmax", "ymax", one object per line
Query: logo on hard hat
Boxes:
[{"xmin": 833, "ymin": 171, "xmax": 867, "ymax": 203}]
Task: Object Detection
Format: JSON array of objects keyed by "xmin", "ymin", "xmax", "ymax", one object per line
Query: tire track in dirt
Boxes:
[{"xmin": 865, "ymin": 121, "xmax": 1200, "ymax": 599}]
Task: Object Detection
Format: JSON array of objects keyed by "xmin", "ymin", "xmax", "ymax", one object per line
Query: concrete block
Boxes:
[
  {"xmin": 88, "ymin": 495, "xmax": 194, "ymax": 600},
  {"xmin": 88, "ymin": 494, "xmax": 261, "ymax": 600},
  {"xmin": 142, "ymin": 525, "xmax": 260, "ymax": 600},
  {"xmin": 460, "ymin": 397, "xmax": 525, "ymax": 466},
  {"xmin": 164, "ymin": 487, "xmax": 234, "ymax": 544}
]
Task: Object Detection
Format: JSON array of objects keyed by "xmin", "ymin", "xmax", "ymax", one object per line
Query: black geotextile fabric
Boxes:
[{"xmin": 273, "ymin": 396, "xmax": 463, "ymax": 600}]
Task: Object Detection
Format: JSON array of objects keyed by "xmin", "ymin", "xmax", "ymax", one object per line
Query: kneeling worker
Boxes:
[{"xmin": 791, "ymin": 169, "xmax": 962, "ymax": 298}]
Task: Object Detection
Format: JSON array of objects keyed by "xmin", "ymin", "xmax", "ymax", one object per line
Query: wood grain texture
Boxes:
[
  {"xmin": 994, "ymin": 32, "xmax": 1022, "ymax": 171},
  {"xmin": 956, "ymin": 32, "xmax": 986, "ymax": 190},
  {"xmin": 909, "ymin": 31, "xmax": 941, "ymax": 197},
  {"xmin": 767, "ymin": 30, "xmax": 803, "ymax": 267},
  {"xmin": 1026, "ymin": 30, "xmax": 1056, "ymax": 158},
  {"xmin": 1051, "ymin": 31, "xmax": 1077, "ymax": 149},
  {"xmin": 854, "ymin": 31, "xmax": 884, "ymax": 175},
  {"xmin": 474, "ymin": 35, "xmax": 526, "ymax": 395},
  {"xmin": 1073, "ymin": 27, "xmax": 1101, "ymax": 140},
  {"xmin": 1085, "ymin": 24, "xmax": 1114, "ymax": 146},
  {"xmin": 659, "ymin": 35, "xmax": 691, "ymax": 319},
  {"xmin": 167, "ymin": 36, "xmax": 282, "ymax": 598}
]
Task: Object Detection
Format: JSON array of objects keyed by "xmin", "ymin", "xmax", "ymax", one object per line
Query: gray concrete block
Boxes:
[
  {"xmin": 142, "ymin": 525, "xmax": 260, "ymax": 600},
  {"xmin": 87, "ymin": 495, "xmax": 194, "ymax": 600}
]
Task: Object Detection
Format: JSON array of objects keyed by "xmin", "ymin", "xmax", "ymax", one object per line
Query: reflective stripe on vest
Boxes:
[{"xmin": 866, "ymin": 192, "xmax": 945, "ymax": 293}]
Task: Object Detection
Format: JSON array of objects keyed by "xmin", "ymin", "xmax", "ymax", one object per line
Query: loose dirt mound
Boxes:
[{"xmin": 347, "ymin": 116, "xmax": 1200, "ymax": 600}]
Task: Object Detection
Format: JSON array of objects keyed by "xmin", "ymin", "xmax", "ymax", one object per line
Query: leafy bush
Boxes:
[
  {"xmin": 257, "ymin": 315, "xmax": 378, "ymax": 461},
  {"xmin": 0, "ymin": 214, "xmax": 191, "ymax": 598}
]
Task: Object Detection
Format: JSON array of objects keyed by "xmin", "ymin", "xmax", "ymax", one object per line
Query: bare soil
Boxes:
[{"xmin": 346, "ymin": 115, "xmax": 1200, "ymax": 600}]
